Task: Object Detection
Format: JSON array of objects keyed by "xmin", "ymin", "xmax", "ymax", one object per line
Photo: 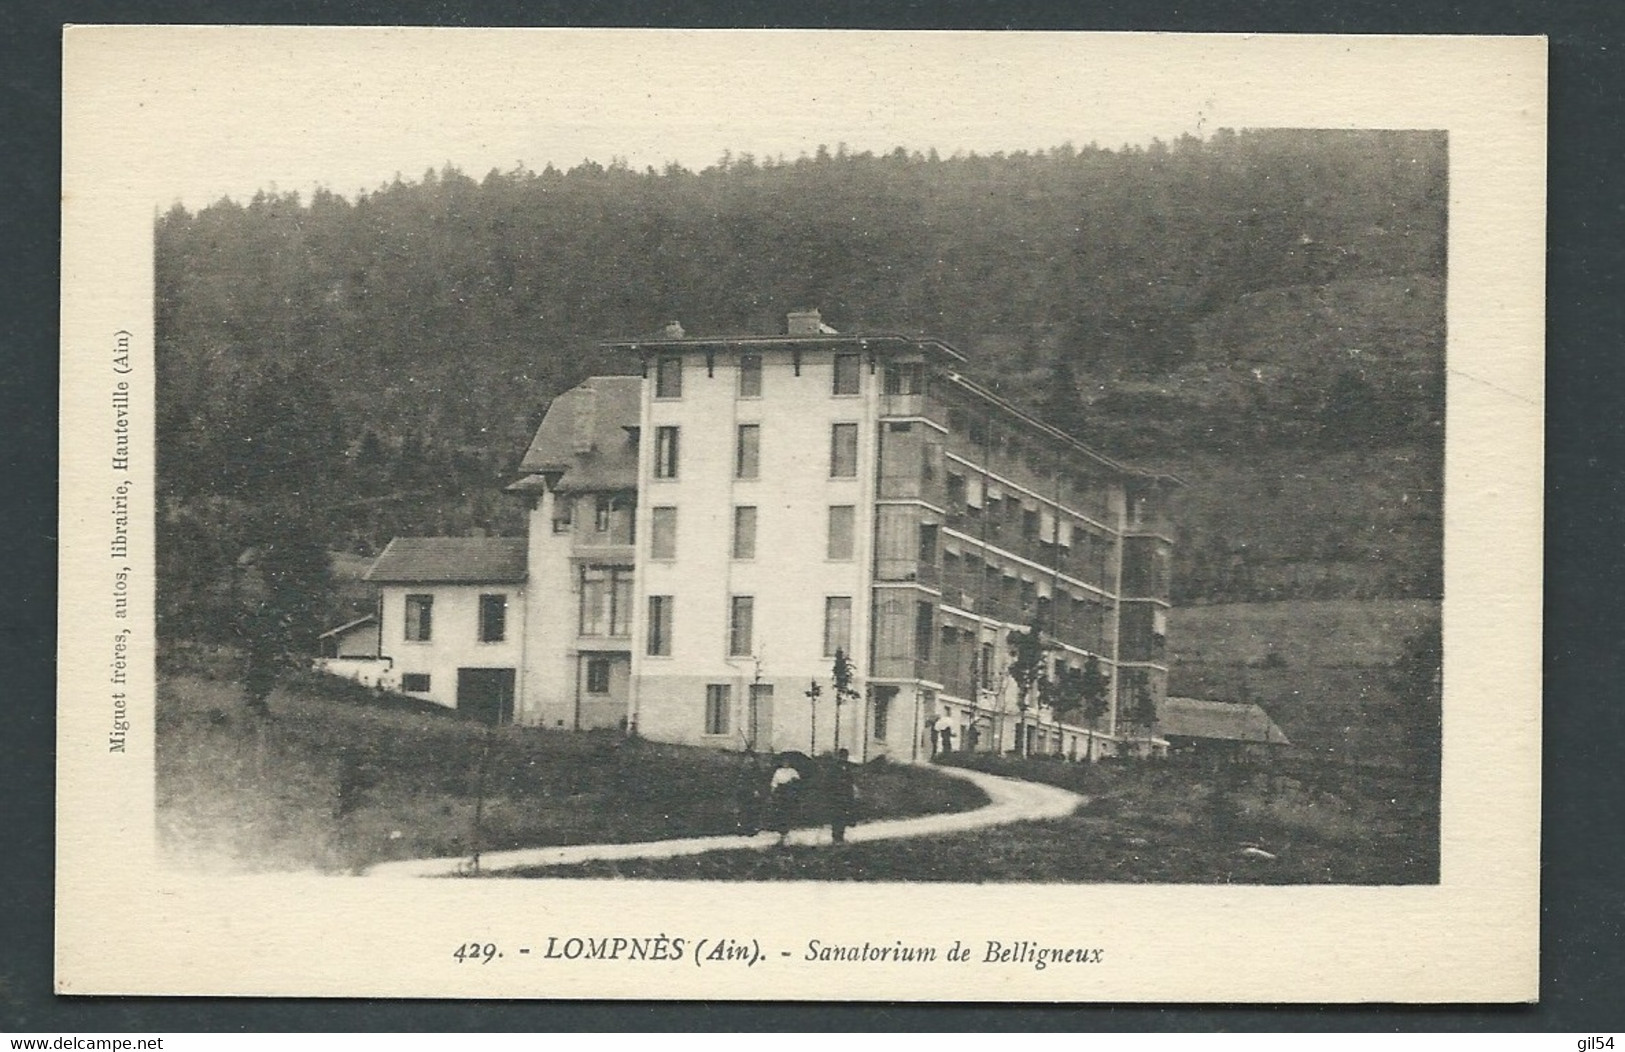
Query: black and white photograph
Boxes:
[{"xmin": 57, "ymin": 28, "xmax": 1544, "ymax": 1001}]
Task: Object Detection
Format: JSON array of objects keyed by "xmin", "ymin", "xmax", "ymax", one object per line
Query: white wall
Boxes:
[
  {"xmin": 378, "ymin": 583, "xmax": 525, "ymax": 712},
  {"xmin": 522, "ymin": 489, "xmax": 578, "ymax": 727},
  {"xmin": 630, "ymin": 348, "xmax": 875, "ymax": 752}
]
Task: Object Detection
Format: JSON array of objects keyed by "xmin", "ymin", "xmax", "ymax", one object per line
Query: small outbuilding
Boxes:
[{"xmin": 317, "ymin": 613, "xmax": 380, "ymax": 660}]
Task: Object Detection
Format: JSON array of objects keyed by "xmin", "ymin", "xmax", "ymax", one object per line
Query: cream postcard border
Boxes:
[{"xmin": 57, "ymin": 28, "xmax": 1545, "ymax": 1001}]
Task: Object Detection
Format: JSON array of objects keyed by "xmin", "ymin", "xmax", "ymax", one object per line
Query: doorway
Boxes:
[
  {"xmin": 457, "ymin": 667, "xmax": 516, "ymax": 726},
  {"xmin": 748, "ymin": 683, "xmax": 775, "ymax": 753}
]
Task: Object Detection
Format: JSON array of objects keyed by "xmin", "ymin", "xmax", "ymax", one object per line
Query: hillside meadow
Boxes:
[{"xmin": 155, "ymin": 665, "xmax": 985, "ymax": 874}]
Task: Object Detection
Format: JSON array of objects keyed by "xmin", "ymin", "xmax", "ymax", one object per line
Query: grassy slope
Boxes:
[
  {"xmin": 513, "ymin": 599, "xmax": 1438, "ymax": 884},
  {"xmin": 156, "ymin": 673, "xmax": 986, "ymax": 874},
  {"xmin": 1170, "ymin": 599, "xmax": 1437, "ymax": 668},
  {"xmin": 1168, "ymin": 599, "xmax": 1440, "ymax": 768},
  {"xmin": 529, "ymin": 753, "xmax": 1437, "ymax": 885}
]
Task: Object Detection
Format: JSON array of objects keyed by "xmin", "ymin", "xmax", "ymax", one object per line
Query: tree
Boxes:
[
  {"xmin": 831, "ymin": 648, "xmax": 860, "ymax": 753},
  {"xmin": 1006, "ymin": 626, "xmax": 1050, "ymax": 757},
  {"xmin": 236, "ymin": 516, "xmax": 332, "ymax": 715},
  {"xmin": 1124, "ymin": 680, "xmax": 1159, "ymax": 742},
  {"xmin": 1079, "ymin": 655, "xmax": 1111, "ymax": 731},
  {"xmin": 1040, "ymin": 356, "xmax": 1089, "ymax": 441}
]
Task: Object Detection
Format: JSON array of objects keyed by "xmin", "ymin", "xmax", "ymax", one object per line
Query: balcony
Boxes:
[
  {"xmin": 875, "ymin": 559, "xmax": 941, "ymax": 589},
  {"xmin": 879, "ymin": 392, "xmax": 925, "ymax": 419}
]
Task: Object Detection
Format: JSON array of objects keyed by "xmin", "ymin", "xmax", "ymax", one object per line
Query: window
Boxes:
[
  {"xmin": 729, "ymin": 595, "xmax": 755, "ymax": 657},
  {"xmin": 705, "ymin": 684, "xmax": 732, "ymax": 736},
  {"xmin": 579, "ymin": 568, "xmax": 607, "ymax": 636},
  {"xmin": 979, "ymin": 641, "xmax": 996, "ymax": 690},
  {"xmin": 833, "ymin": 353, "xmax": 861, "ymax": 395},
  {"xmin": 830, "ymin": 423, "xmax": 859, "ymax": 477},
  {"xmin": 915, "ymin": 601, "xmax": 935, "ymax": 661},
  {"xmin": 827, "ymin": 505, "xmax": 855, "ymax": 560},
  {"xmin": 404, "ymin": 594, "xmax": 433, "ymax": 641},
  {"xmin": 650, "ymin": 506, "xmax": 677, "ymax": 559},
  {"xmin": 732, "ymin": 506, "xmax": 757, "ymax": 560},
  {"xmin": 401, "ymin": 673, "xmax": 431, "ymax": 693},
  {"xmin": 551, "ymin": 497, "xmax": 573, "ymax": 534},
  {"xmin": 610, "ymin": 570, "xmax": 633, "ymax": 637},
  {"xmin": 824, "ymin": 597, "xmax": 853, "ymax": 657},
  {"xmin": 647, "ymin": 595, "xmax": 673, "ymax": 656},
  {"xmin": 921, "ymin": 438, "xmax": 941, "ymax": 480},
  {"xmin": 735, "ymin": 424, "xmax": 760, "ymax": 479},
  {"xmin": 595, "ymin": 494, "xmax": 614, "ymax": 532},
  {"xmin": 739, "ymin": 353, "xmax": 763, "ymax": 397},
  {"xmin": 586, "ymin": 657, "xmax": 611, "ymax": 695},
  {"xmin": 883, "ymin": 361, "xmax": 922, "ymax": 395},
  {"xmin": 1023, "ymin": 507, "xmax": 1040, "ymax": 540},
  {"xmin": 579, "ymin": 566, "xmax": 632, "ymax": 637},
  {"xmin": 478, "ymin": 594, "xmax": 507, "ymax": 643},
  {"xmin": 946, "ymin": 472, "xmax": 966, "ymax": 506},
  {"xmin": 654, "ymin": 426, "xmax": 679, "ymax": 479},
  {"xmin": 655, "ymin": 354, "xmax": 683, "ymax": 398},
  {"xmin": 872, "ymin": 689, "xmax": 893, "ymax": 741},
  {"xmin": 918, "ymin": 523, "xmax": 939, "ymax": 565}
]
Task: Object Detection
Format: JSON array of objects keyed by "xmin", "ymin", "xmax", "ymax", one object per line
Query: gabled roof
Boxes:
[
  {"xmin": 1157, "ymin": 696, "xmax": 1291, "ymax": 745},
  {"xmin": 363, "ymin": 537, "xmax": 527, "ymax": 584},
  {"xmin": 512, "ymin": 375, "xmax": 642, "ymax": 494}
]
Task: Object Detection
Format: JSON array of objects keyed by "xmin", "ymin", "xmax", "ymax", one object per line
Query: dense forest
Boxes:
[{"xmin": 155, "ymin": 128, "xmax": 1445, "ymax": 643}]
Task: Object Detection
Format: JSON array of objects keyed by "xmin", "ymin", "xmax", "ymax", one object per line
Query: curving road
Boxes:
[{"xmin": 366, "ymin": 765, "xmax": 1083, "ymax": 878}]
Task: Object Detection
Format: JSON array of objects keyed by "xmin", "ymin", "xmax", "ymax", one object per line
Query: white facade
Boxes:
[
  {"xmin": 376, "ymin": 582, "xmax": 525, "ymax": 720},
  {"xmin": 628, "ymin": 347, "xmax": 879, "ymax": 755}
]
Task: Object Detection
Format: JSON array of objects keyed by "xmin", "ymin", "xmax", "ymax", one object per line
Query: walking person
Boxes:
[
  {"xmin": 767, "ymin": 753, "xmax": 801, "ymax": 845},
  {"xmin": 826, "ymin": 749, "xmax": 856, "ymax": 844}
]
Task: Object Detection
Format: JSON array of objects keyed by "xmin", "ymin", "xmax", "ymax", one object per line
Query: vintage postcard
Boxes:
[{"xmin": 58, "ymin": 28, "xmax": 1544, "ymax": 1001}]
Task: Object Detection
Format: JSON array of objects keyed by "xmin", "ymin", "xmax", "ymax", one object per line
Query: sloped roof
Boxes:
[
  {"xmin": 513, "ymin": 375, "xmax": 642, "ymax": 494},
  {"xmin": 318, "ymin": 613, "xmax": 377, "ymax": 640},
  {"xmin": 363, "ymin": 537, "xmax": 527, "ymax": 584},
  {"xmin": 1157, "ymin": 696, "xmax": 1291, "ymax": 745}
]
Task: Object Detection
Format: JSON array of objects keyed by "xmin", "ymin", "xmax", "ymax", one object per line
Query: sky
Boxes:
[{"xmin": 105, "ymin": 28, "xmax": 1260, "ymax": 209}]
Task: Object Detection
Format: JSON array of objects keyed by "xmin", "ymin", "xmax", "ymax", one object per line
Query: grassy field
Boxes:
[
  {"xmin": 156, "ymin": 671, "xmax": 986, "ymax": 874},
  {"xmin": 515, "ymin": 599, "xmax": 1442, "ymax": 884},
  {"xmin": 521, "ymin": 751, "xmax": 1437, "ymax": 884}
]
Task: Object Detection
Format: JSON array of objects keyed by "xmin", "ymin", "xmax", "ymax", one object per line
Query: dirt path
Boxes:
[{"xmin": 366, "ymin": 765, "xmax": 1083, "ymax": 878}]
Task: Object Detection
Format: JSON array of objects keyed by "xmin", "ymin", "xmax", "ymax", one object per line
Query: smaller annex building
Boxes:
[{"xmin": 360, "ymin": 536, "xmax": 528, "ymax": 724}]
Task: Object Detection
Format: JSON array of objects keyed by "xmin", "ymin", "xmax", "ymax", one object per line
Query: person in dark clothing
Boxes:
[
  {"xmin": 826, "ymin": 748, "xmax": 856, "ymax": 844},
  {"xmin": 767, "ymin": 754, "xmax": 802, "ymax": 845}
]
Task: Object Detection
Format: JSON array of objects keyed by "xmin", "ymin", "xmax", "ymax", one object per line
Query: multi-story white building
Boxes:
[{"xmin": 360, "ymin": 312, "xmax": 1179, "ymax": 762}]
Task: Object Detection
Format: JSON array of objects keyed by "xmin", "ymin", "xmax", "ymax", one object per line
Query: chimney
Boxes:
[
  {"xmin": 573, "ymin": 387, "xmax": 597, "ymax": 454},
  {"xmin": 786, "ymin": 309, "xmax": 822, "ymax": 336}
]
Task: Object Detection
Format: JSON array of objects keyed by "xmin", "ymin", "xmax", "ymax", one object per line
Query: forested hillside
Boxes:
[{"xmin": 155, "ymin": 129, "xmax": 1445, "ymax": 640}]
